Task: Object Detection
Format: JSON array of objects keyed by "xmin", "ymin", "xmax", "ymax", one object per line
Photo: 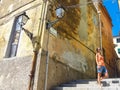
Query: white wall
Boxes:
[{"xmin": 113, "ymin": 36, "xmax": 120, "ymax": 58}]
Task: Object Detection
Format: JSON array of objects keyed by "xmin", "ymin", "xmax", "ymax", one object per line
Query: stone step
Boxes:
[
  {"xmin": 53, "ymin": 87, "xmax": 120, "ymax": 90},
  {"xmin": 52, "ymin": 78, "xmax": 120, "ymax": 90},
  {"xmin": 67, "ymin": 80, "xmax": 97, "ymax": 85},
  {"xmin": 69, "ymin": 79, "xmax": 120, "ymax": 85},
  {"xmin": 76, "ymin": 83, "xmax": 101, "ymax": 87},
  {"xmin": 60, "ymin": 83, "xmax": 120, "ymax": 87},
  {"xmin": 65, "ymin": 81, "xmax": 120, "ymax": 87},
  {"xmin": 101, "ymin": 79, "xmax": 120, "ymax": 83},
  {"xmin": 59, "ymin": 84, "xmax": 76, "ymax": 87}
]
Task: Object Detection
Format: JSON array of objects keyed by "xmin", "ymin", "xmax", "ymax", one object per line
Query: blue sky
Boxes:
[{"xmin": 103, "ymin": 0, "xmax": 120, "ymax": 36}]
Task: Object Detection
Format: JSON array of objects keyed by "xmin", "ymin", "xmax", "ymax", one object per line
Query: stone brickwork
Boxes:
[{"xmin": 0, "ymin": 56, "xmax": 32, "ymax": 90}]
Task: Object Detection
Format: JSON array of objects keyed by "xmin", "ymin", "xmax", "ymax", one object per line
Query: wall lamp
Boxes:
[
  {"xmin": 55, "ymin": 6, "xmax": 65, "ymax": 18},
  {"xmin": 46, "ymin": 6, "xmax": 65, "ymax": 29},
  {"xmin": 19, "ymin": 12, "xmax": 33, "ymax": 40},
  {"xmin": 19, "ymin": 12, "xmax": 30, "ymax": 26}
]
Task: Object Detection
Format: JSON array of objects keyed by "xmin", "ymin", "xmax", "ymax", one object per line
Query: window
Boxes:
[
  {"xmin": 9, "ymin": 16, "xmax": 23, "ymax": 57},
  {"xmin": 116, "ymin": 38, "xmax": 120, "ymax": 43},
  {"xmin": 118, "ymin": 48, "xmax": 120, "ymax": 54},
  {"xmin": 5, "ymin": 15, "xmax": 23, "ymax": 58}
]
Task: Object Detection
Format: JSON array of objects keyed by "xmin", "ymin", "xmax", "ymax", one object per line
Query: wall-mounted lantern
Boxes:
[
  {"xmin": 55, "ymin": 6, "xmax": 65, "ymax": 19},
  {"xmin": 46, "ymin": 6, "xmax": 65, "ymax": 29},
  {"xmin": 19, "ymin": 12, "xmax": 30, "ymax": 26},
  {"xmin": 18, "ymin": 12, "xmax": 33, "ymax": 40}
]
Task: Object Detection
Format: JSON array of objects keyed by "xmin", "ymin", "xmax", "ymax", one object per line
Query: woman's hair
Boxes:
[{"xmin": 96, "ymin": 48, "xmax": 101, "ymax": 52}]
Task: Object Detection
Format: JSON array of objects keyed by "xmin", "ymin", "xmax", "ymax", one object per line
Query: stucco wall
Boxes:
[
  {"xmin": 0, "ymin": 0, "xmax": 118, "ymax": 90},
  {"xmin": 0, "ymin": 0, "xmax": 35, "ymax": 17},
  {"xmin": 116, "ymin": 59, "xmax": 120, "ymax": 77},
  {"xmin": 0, "ymin": 19, "xmax": 14, "ymax": 58},
  {"xmin": 0, "ymin": 0, "xmax": 43, "ymax": 58},
  {"xmin": 99, "ymin": 4, "xmax": 118, "ymax": 77},
  {"xmin": 43, "ymin": 0, "xmax": 99, "ymax": 79},
  {"xmin": 0, "ymin": 56, "xmax": 32, "ymax": 90},
  {"xmin": 37, "ymin": 52, "xmax": 95, "ymax": 90},
  {"xmin": 46, "ymin": 33, "xmax": 97, "ymax": 77}
]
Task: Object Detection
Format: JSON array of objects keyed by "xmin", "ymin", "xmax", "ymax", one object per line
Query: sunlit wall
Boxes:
[{"xmin": 118, "ymin": 0, "xmax": 120, "ymax": 9}]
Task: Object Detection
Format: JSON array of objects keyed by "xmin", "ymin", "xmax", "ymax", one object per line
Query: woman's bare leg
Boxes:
[
  {"xmin": 102, "ymin": 72, "xmax": 109, "ymax": 79},
  {"xmin": 97, "ymin": 73, "xmax": 101, "ymax": 85}
]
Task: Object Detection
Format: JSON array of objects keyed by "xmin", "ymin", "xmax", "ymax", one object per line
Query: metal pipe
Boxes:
[
  {"xmin": 98, "ymin": 10, "xmax": 103, "ymax": 53},
  {"xmin": 44, "ymin": 51, "xmax": 49, "ymax": 90},
  {"xmin": 93, "ymin": 1, "xmax": 103, "ymax": 53},
  {"xmin": 28, "ymin": 51, "xmax": 38, "ymax": 90},
  {"xmin": 28, "ymin": 0, "xmax": 49, "ymax": 90}
]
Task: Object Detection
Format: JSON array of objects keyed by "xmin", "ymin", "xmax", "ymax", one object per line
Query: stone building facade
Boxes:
[
  {"xmin": 98, "ymin": 3, "xmax": 118, "ymax": 77},
  {"xmin": 0, "ymin": 0, "xmax": 117, "ymax": 90}
]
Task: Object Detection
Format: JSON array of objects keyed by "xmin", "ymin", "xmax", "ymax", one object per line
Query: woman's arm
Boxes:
[{"xmin": 96, "ymin": 54, "xmax": 99, "ymax": 65}]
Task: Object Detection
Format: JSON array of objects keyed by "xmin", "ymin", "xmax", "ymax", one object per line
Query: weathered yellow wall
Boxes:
[
  {"xmin": 43, "ymin": 0, "xmax": 99, "ymax": 79},
  {"xmin": 116, "ymin": 59, "xmax": 120, "ymax": 77},
  {"xmin": 0, "ymin": 19, "xmax": 14, "ymax": 58},
  {"xmin": 0, "ymin": 0, "xmax": 43, "ymax": 58},
  {"xmin": 99, "ymin": 4, "xmax": 118, "ymax": 77},
  {"xmin": 0, "ymin": 0, "xmax": 35, "ymax": 17},
  {"xmin": 0, "ymin": 0, "xmax": 118, "ymax": 90},
  {"xmin": 37, "ymin": 54, "xmax": 94, "ymax": 90},
  {"xmin": 38, "ymin": 0, "xmax": 101, "ymax": 89}
]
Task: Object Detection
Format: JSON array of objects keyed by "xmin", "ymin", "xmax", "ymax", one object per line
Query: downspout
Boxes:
[
  {"xmin": 40, "ymin": 1, "xmax": 50, "ymax": 90},
  {"xmin": 93, "ymin": 1, "xmax": 103, "ymax": 53},
  {"xmin": 98, "ymin": 10, "xmax": 103, "ymax": 53},
  {"xmin": 93, "ymin": 1, "xmax": 102, "ymax": 77},
  {"xmin": 44, "ymin": 22, "xmax": 50, "ymax": 90},
  {"xmin": 44, "ymin": 51, "xmax": 49, "ymax": 90},
  {"xmin": 28, "ymin": 0, "xmax": 49, "ymax": 90}
]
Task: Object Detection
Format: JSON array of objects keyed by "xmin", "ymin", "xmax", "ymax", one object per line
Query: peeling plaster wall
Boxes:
[
  {"xmin": 116, "ymin": 59, "xmax": 120, "ymax": 77},
  {"xmin": 0, "ymin": 0, "xmax": 118, "ymax": 90},
  {"xmin": 99, "ymin": 4, "xmax": 118, "ymax": 77},
  {"xmin": 0, "ymin": 19, "xmax": 14, "ymax": 58},
  {"xmin": 37, "ymin": 54, "xmax": 93, "ymax": 90},
  {"xmin": 37, "ymin": 1, "xmax": 100, "ymax": 89},
  {"xmin": 0, "ymin": 0, "xmax": 43, "ymax": 58},
  {"xmin": 0, "ymin": 0, "xmax": 35, "ymax": 17},
  {"xmin": 44, "ymin": 0, "xmax": 99, "ymax": 79}
]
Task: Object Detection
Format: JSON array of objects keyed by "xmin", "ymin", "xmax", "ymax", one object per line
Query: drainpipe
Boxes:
[
  {"xmin": 28, "ymin": 0, "xmax": 49, "ymax": 90},
  {"xmin": 98, "ymin": 10, "xmax": 103, "ymax": 54},
  {"xmin": 44, "ymin": 51, "xmax": 49, "ymax": 90},
  {"xmin": 94, "ymin": 1, "xmax": 103, "ymax": 53},
  {"xmin": 93, "ymin": 1, "xmax": 102, "ymax": 77}
]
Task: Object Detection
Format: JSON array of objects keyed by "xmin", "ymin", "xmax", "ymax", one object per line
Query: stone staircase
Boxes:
[{"xmin": 52, "ymin": 78, "xmax": 120, "ymax": 90}]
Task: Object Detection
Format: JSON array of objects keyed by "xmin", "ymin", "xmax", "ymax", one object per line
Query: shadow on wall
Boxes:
[
  {"xmin": 50, "ymin": 0, "xmax": 81, "ymax": 40},
  {"xmin": 37, "ymin": 54, "xmax": 96, "ymax": 90},
  {"xmin": 116, "ymin": 59, "xmax": 120, "ymax": 77}
]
